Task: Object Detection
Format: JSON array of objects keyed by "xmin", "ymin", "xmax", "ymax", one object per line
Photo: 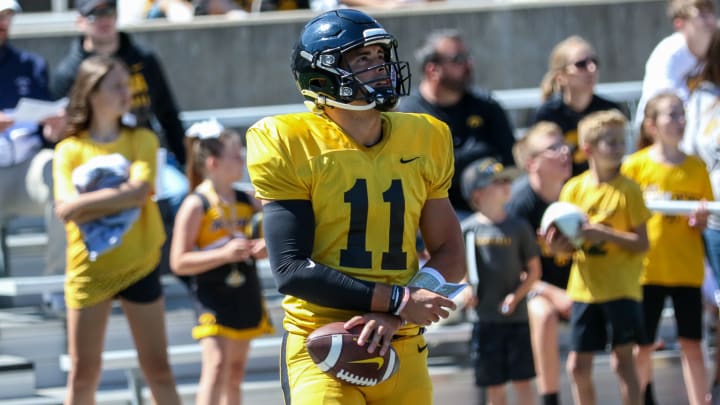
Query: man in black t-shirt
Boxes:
[{"xmin": 397, "ymin": 29, "xmax": 515, "ymax": 217}]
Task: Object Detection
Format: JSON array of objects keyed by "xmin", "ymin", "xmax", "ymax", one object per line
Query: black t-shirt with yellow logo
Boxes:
[
  {"xmin": 398, "ymin": 90, "xmax": 515, "ymax": 212},
  {"xmin": 533, "ymin": 94, "xmax": 621, "ymax": 175}
]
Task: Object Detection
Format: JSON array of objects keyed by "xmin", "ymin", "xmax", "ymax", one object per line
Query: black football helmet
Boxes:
[{"xmin": 291, "ymin": 9, "xmax": 411, "ymax": 112}]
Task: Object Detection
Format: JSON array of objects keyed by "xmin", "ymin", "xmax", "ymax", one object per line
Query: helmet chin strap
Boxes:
[{"xmin": 301, "ymin": 89, "xmax": 377, "ymax": 111}]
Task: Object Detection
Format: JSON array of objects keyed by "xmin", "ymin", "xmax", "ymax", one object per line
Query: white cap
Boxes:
[{"xmin": 0, "ymin": 0, "xmax": 21, "ymax": 13}]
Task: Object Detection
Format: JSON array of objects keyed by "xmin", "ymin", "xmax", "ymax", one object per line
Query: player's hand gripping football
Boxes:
[
  {"xmin": 398, "ymin": 287, "xmax": 457, "ymax": 327},
  {"xmin": 344, "ymin": 313, "xmax": 403, "ymax": 356}
]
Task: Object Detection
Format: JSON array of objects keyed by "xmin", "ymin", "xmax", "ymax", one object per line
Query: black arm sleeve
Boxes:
[{"xmin": 263, "ymin": 200, "xmax": 376, "ymax": 311}]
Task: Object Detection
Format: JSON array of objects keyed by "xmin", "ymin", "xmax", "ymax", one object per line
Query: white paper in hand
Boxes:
[
  {"xmin": 11, "ymin": 98, "xmax": 68, "ymax": 123},
  {"xmin": 407, "ymin": 267, "xmax": 468, "ymax": 299}
]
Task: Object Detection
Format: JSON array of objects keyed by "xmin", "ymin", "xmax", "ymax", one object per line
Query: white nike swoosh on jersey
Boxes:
[{"xmin": 307, "ymin": 259, "xmax": 316, "ymax": 268}]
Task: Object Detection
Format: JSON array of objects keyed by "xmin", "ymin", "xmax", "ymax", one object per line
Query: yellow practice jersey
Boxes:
[
  {"xmin": 246, "ymin": 111, "xmax": 453, "ymax": 335},
  {"xmin": 560, "ymin": 172, "xmax": 651, "ymax": 303},
  {"xmin": 53, "ymin": 128, "xmax": 165, "ymax": 309},
  {"xmin": 621, "ymin": 149, "xmax": 713, "ymax": 287}
]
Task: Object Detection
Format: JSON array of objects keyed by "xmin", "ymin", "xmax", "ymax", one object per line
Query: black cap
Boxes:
[
  {"xmin": 460, "ymin": 157, "xmax": 522, "ymax": 202},
  {"xmin": 76, "ymin": 0, "xmax": 116, "ymax": 16}
]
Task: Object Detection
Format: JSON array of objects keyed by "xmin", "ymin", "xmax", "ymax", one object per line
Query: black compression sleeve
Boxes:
[{"xmin": 263, "ymin": 200, "xmax": 376, "ymax": 311}]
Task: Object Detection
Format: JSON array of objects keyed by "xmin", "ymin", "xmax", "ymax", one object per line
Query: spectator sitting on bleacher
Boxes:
[
  {"xmin": 51, "ymin": 0, "xmax": 189, "ymax": 218},
  {"xmin": 145, "ymin": 0, "xmax": 195, "ymax": 20},
  {"xmin": 310, "ymin": 0, "xmax": 443, "ymax": 11},
  {"xmin": 53, "ymin": 55, "xmax": 181, "ymax": 405},
  {"xmin": 397, "ymin": 28, "xmax": 515, "ymax": 219},
  {"xmin": 634, "ymin": 0, "xmax": 716, "ymax": 130},
  {"xmin": 506, "ymin": 121, "xmax": 573, "ymax": 405},
  {"xmin": 0, "ymin": 0, "xmax": 65, "ymax": 276},
  {"xmin": 534, "ymin": 35, "xmax": 622, "ymax": 176},
  {"xmin": 193, "ymin": 0, "xmax": 308, "ymax": 14}
]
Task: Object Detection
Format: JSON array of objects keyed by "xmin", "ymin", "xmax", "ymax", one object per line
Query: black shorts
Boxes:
[
  {"xmin": 471, "ymin": 322, "xmax": 535, "ymax": 387},
  {"xmin": 639, "ymin": 285, "xmax": 702, "ymax": 344},
  {"xmin": 570, "ymin": 299, "xmax": 646, "ymax": 352},
  {"xmin": 115, "ymin": 267, "xmax": 163, "ymax": 304}
]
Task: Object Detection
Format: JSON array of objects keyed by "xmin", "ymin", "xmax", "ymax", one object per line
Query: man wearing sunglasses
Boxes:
[{"xmin": 397, "ymin": 29, "xmax": 516, "ymax": 219}]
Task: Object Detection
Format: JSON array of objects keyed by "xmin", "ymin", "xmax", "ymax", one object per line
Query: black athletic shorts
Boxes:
[
  {"xmin": 639, "ymin": 284, "xmax": 702, "ymax": 344},
  {"xmin": 115, "ymin": 267, "xmax": 163, "ymax": 303},
  {"xmin": 570, "ymin": 299, "xmax": 646, "ymax": 352},
  {"xmin": 471, "ymin": 321, "xmax": 535, "ymax": 386}
]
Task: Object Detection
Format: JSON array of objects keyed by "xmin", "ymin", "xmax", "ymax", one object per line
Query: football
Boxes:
[
  {"xmin": 539, "ymin": 201, "xmax": 587, "ymax": 247},
  {"xmin": 306, "ymin": 322, "xmax": 400, "ymax": 387}
]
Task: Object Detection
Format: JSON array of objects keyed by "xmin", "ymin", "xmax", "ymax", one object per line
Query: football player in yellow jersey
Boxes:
[
  {"xmin": 545, "ymin": 110, "xmax": 650, "ymax": 405},
  {"xmin": 246, "ymin": 9, "xmax": 465, "ymax": 405}
]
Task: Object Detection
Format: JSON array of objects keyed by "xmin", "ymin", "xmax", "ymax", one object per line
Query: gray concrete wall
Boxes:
[{"xmin": 10, "ymin": 0, "xmax": 669, "ymax": 111}]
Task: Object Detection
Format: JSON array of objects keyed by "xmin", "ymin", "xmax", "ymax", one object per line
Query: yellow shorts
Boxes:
[{"xmin": 280, "ymin": 332, "xmax": 432, "ymax": 405}]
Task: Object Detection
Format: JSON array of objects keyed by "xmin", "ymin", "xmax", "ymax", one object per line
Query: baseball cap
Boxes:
[
  {"xmin": 0, "ymin": 0, "xmax": 21, "ymax": 13},
  {"xmin": 76, "ymin": 0, "xmax": 116, "ymax": 16},
  {"xmin": 461, "ymin": 157, "xmax": 522, "ymax": 201}
]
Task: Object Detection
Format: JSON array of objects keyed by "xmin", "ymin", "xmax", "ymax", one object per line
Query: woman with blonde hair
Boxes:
[{"xmin": 535, "ymin": 35, "xmax": 622, "ymax": 175}]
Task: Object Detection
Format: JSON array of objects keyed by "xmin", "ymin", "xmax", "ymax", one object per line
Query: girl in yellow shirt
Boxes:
[
  {"xmin": 622, "ymin": 92, "xmax": 713, "ymax": 405},
  {"xmin": 53, "ymin": 55, "xmax": 180, "ymax": 404}
]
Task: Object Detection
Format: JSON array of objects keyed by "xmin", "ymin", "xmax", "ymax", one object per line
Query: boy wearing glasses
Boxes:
[
  {"xmin": 545, "ymin": 110, "xmax": 650, "ymax": 405},
  {"xmin": 507, "ymin": 121, "xmax": 573, "ymax": 405},
  {"xmin": 635, "ymin": 0, "xmax": 716, "ymax": 128},
  {"xmin": 397, "ymin": 29, "xmax": 516, "ymax": 218},
  {"xmin": 460, "ymin": 157, "xmax": 541, "ymax": 405}
]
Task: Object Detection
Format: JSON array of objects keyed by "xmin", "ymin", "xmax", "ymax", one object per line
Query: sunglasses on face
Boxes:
[
  {"xmin": 568, "ymin": 56, "xmax": 599, "ymax": 70},
  {"xmin": 435, "ymin": 53, "xmax": 471, "ymax": 65}
]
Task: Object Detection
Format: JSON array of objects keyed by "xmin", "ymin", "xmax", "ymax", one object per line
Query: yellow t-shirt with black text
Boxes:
[
  {"xmin": 621, "ymin": 149, "xmax": 713, "ymax": 287},
  {"xmin": 560, "ymin": 172, "xmax": 651, "ymax": 303}
]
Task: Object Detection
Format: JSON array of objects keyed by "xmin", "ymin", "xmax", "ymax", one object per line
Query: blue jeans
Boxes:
[{"xmin": 703, "ymin": 228, "xmax": 720, "ymax": 305}]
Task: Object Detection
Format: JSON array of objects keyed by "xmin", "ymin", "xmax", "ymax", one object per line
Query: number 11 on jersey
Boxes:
[{"xmin": 339, "ymin": 178, "xmax": 408, "ymax": 270}]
